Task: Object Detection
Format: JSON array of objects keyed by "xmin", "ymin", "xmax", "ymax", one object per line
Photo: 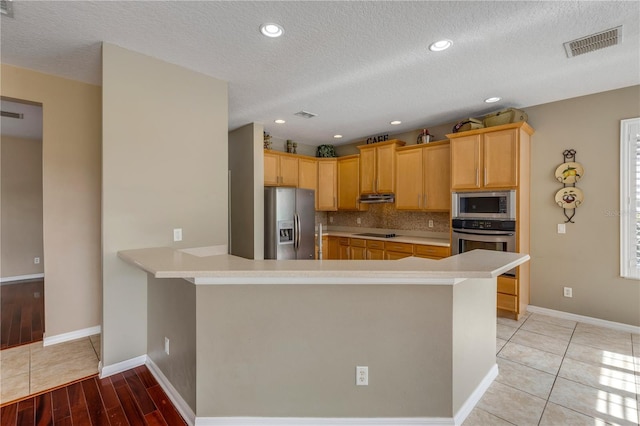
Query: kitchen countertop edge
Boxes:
[{"xmin": 118, "ymin": 247, "xmax": 528, "ymax": 285}]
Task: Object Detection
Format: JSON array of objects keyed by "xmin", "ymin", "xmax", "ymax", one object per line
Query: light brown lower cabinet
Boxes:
[
  {"xmin": 315, "ymin": 235, "xmax": 328, "ymax": 260},
  {"xmin": 365, "ymin": 240, "xmax": 385, "ymax": 260},
  {"xmin": 349, "ymin": 239, "xmax": 366, "ymax": 260},
  {"xmin": 323, "ymin": 236, "xmax": 451, "ymax": 262},
  {"xmin": 413, "ymin": 244, "xmax": 450, "ymax": 259},
  {"xmin": 327, "ymin": 236, "xmax": 339, "ymax": 260},
  {"xmin": 338, "ymin": 237, "xmax": 350, "ymax": 260},
  {"xmin": 384, "ymin": 241, "xmax": 414, "ymax": 260},
  {"xmin": 497, "ymin": 275, "xmax": 519, "ymax": 313}
]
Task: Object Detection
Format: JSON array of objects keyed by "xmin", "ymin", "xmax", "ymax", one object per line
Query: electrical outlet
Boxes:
[
  {"xmin": 329, "ymin": 216, "xmax": 334, "ymax": 223},
  {"xmin": 356, "ymin": 366, "xmax": 368, "ymax": 386},
  {"xmin": 356, "ymin": 217, "xmax": 361, "ymax": 224},
  {"xmin": 563, "ymin": 287, "xmax": 573, "ymax": 298},
  {"xmin": 34, "ymin": 257, "xmax": 40, "ymax": 264},
  {"xmin": 557, "ymin": 224, "xmax": 566, "ymax": 234},
  {"xmin": 173, "ymin": 228, "xmax": 183, "ymax": 242},
  {"xmin": 428, "ymin": 220, "xmax": 434, "ymax": 228},
  {"xmin": 164, "ymin": 337, "xmax": 170, "ymax": 355}
]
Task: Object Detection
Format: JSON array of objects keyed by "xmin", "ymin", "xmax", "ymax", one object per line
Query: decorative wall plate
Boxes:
[
  {"xmin": 555, "ymin": 162, "xmax": 584, "ymax": 184},
  {"xmin": 555, "ymin": 187, "xmax": 584, "ymax": 209}
]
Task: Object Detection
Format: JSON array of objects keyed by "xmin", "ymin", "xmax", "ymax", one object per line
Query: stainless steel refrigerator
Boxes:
[{"xmin": 264, "ymin": 187, "xmax": 315, "ymax": 260}]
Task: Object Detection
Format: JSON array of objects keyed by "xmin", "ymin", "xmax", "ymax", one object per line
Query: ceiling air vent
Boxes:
[
  {"xmin": 1, "ymin": 111, "xmax": 24, "ymax": 119},
  {"xmin": 294, "ymin": 110, "xmax": 317, "ymax": 119},
  {"xmin": 0, "ymin": 0, "xmax": 14, "ymax": 18},
  {"xmin": 563, "ymin": 26, "xmax": 622, "ymax": 58}
]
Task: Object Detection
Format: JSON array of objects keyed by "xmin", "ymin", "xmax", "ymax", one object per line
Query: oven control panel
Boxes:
[{"xmin": 452, "ymin": 219, "xmax": 516, "ymax": 231}]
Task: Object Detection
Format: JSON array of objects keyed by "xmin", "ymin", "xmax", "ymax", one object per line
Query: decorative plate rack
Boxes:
[{"xmin": 555, "ymin": 149, "xmax": 584, "ymax": 223}]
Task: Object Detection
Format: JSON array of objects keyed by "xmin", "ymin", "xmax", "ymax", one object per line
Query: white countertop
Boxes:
[
  {"xmin": 118, "ymin": 247, "xmax": 528, "ymax": 285},
  {"xmin": 321, "ymin": 231, "xmax": 450, "ymax": 247}
]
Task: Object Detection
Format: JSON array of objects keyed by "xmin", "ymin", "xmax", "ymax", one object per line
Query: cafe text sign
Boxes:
[{"xmin": 366, "ymin": 134, "xmax": 389, "ymax": 144}]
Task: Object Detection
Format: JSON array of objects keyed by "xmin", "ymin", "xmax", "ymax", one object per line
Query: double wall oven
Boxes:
[{"xmin": 451, "ymin": 191, "xmax": 517, "ymax": 276}]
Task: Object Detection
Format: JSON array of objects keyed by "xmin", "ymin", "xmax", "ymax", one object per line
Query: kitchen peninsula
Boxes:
[{"xmin": 118, "ymin": 247, "xmax": 528, "ymax": 425}]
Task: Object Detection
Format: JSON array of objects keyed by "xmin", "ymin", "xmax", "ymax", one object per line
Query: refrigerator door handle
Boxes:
[{"xmin": 294, "ymin": 213, "xmax": 300, "ymax": 249}]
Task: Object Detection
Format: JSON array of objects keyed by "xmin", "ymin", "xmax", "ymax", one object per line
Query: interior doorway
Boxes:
[{"xmin": 0, "ymin": 98, "xmax": 44, "ymax": 349}]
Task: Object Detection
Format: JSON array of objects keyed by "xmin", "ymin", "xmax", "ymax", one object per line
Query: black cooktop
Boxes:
[{"xmin": 353, "ymin": 233, "xmax": 397, "ymax": 238}]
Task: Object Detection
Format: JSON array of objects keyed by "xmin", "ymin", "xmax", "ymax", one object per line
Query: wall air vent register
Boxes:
[{"xmin": 564, "ymin": 26, "xmax": 622, "ymax": 58}]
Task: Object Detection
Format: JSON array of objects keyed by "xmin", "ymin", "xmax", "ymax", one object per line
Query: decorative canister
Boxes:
[{"xmin": 417, "ymin": 129, "xmax": 431, "ymax": 144}]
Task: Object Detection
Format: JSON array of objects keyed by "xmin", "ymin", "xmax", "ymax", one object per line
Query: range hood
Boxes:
[{"xmin": 359, "ymin": 193, "xmax": 395, "ymax": 204}]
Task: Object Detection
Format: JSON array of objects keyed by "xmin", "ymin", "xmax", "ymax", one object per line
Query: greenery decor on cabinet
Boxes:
[{"xmin": 316, "ymin": 144, "xmax": 337, "ymax": 158}]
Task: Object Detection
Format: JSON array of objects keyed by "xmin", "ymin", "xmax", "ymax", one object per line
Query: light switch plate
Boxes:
[
  {"xmin": 173, "ymin": 228, "xmax": 183, "ymax": 242},
  {"xmin": 557, "ymin": 224, "xmax": 566, "ymax": 234}
]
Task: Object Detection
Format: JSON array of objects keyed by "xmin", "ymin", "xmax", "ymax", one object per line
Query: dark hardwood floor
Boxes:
[
  {"xmin": 0, "ymin": 279, "xmax": 45, "ymax": 349},
  {"xmin": 0, "ymin": 365, "xmax": 187, "ymax": 425}
]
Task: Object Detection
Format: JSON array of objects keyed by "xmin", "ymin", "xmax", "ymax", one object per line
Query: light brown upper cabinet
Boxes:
[
  {"xmin": 448, "ymin": 123, "xmax": 533, "ymax": 191},
  {"xmin": 317, "ymin": 158, "xmax": 337, "ymax": 211},
  {"xmin": 357, "ymin": 140, "xmax": 405, "ymax": 194},
  {"xmin": 298, "ymin": 157, "xmax": 318, "ymax": 207},
  {"xmin": 395, "ymin": 141, "xmax": 450, "ymax": 211},
  {"xmin": 264, "ymin": 151, "xmax": 299, "ymax": 187},
  {"xmin": 337, "ymin": 155, "xmax": 368, "ymax": 211}
]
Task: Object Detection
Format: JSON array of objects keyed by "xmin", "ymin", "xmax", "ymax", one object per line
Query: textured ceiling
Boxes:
[{"xmin": 1, "ymin": 1, "xmax": 638, "ymax": 146}]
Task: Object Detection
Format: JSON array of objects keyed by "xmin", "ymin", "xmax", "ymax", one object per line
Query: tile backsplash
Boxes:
[{"xmin": 324, "ymin": 204, "xmax": 449, "ymax": 233}]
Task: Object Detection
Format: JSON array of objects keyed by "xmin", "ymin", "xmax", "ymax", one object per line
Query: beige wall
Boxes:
[
  {"xmin": 229, "ymin": 123, "xmax": 264, "ymax": 259},
  {"xmin": 0, "ymin": 65, "xmax": 102, "ymax": 336},
  {"xmin": 195, "ymin": 284, "xmax": 456, "ymax": 417},
  {"xmin": 102, "ymin": 44, "xmax": 228, "ymax": 366},
  {"xmin": 527, "ymin": 85, "xmax": 640, "ymax": 326},
  {"xmin": 1, "ymin": 136, "xmax": 44, "ymax": 278},
  {"xmin": 147, "ymin": 277, "xmax": 196, "ymax": 411}
]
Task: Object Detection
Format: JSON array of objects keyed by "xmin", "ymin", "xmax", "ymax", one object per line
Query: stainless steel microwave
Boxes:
[{"xmin": 452, "ymin": 190, "xmax": 516, "ymax": 220}]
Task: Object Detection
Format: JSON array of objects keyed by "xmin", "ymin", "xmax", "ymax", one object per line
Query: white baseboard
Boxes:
[
  {"xmin": 453, "ymin": 363, "xmax": 498, "ymax": 426},
  {"xmin": 43, "ymin": 325, "xmax": 101, "ymax": 347},
  {"xmin": 146, "ymin": 357, "xmax": 196, "ymax": 426},
  {"xmin": 100, "ymin": 354, "xmax": 147, "ymax": 378},
  {"xmin": 527, "ymin": 305, "xmax": 640, "ymax": 334},
  {"xmin": 193, "ymin": 365, "xmax": 498, "ymax": 425},
  {"xmin": 194, "ymin": 418, "xmax": 453, "ymax": 425},
  {"xmin": 0, "ymin": 273, "xmax": 44, "ymax": 284}
]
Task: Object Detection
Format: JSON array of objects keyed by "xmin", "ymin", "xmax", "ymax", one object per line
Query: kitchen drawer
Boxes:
[
  {"xmin": 350, "ymin": 238, "xmax": 366, "ymax": 248},
  {"xmin": 414, "ymin": 244, "xmax": 449, "ymax": 258},
  {"xmin": 384, "ymin": 241, "xmax": 413, "ymax": 254},
  {"xmin": 497, "ymin": 293, "xmax": 517, "ymax": 312},
  {"xmin": 365, "ymin": 240, "xmax": 385, "ymax": 249},
  {"xmin": 497, "ymin": 276, "xmax": 518, "ymax": 296},
  {"xmin": 338, "ymin": 237, "xmax": 350, "ymax": 246}
]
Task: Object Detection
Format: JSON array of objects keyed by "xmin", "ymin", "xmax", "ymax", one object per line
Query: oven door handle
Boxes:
[{"xmin": 452, "ymin": 229, "xmax": 515, "ymax": 236}]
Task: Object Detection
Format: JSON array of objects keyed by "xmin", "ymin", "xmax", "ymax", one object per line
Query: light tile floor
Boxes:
[
  {"xmin": 465, "ymin": 312, "xmax": 640, "ymax": 426},
  {"xmin": 0, "ymin": 334, "xmax": 100, "ymax": 404}
]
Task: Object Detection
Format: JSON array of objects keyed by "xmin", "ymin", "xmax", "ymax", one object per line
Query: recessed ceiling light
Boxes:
[
  {"xmin": 429, "ymin": 39, "xmax": 453, "ymax": 52},
  {"xmin": 260, "ymin": 23, "xmax": 284, "ymax": 38},
  {"xmin": 484, "ymin": 97, "xmax": 502, "ymax": 103},
  {"xmin": 274, "ymin": 119, "xmax": 286, "ymax": 124},
  {"xmin": 333, "ymin": 134, "xmax": 343, "ymax": 139},
  {"xmin": 390, "ymin": 120, "xmax": 402, "ymax": 125}
]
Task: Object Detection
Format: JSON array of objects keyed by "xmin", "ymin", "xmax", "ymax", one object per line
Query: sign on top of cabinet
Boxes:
[{"xmin": 357, "ymin": 139, "xmax": 406, "ymax": 194}]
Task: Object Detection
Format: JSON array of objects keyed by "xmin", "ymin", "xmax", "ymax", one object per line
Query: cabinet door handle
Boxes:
[
  {"xmin": 475, "ymin": 168, "xmax": 479, "ymax": 187},
  {"xmin": 424, "ymin": 194, "xmax": 427, "ymax": 208},
  {"xmin": 484, "ymin": 168, "xmax": 487, "ymax": 185}
]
